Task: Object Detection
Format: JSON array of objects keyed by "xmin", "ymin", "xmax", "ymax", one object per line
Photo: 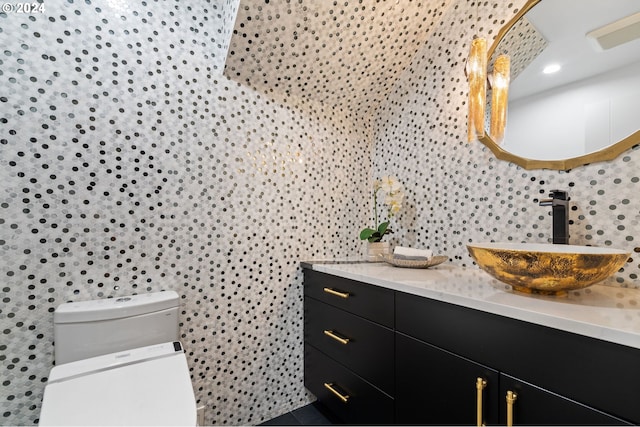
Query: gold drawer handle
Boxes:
[
  {"xmin": 506, "ymin": 390, "xmax": 517, "ymax": 427},
  {"xmin": 324, "ymin": 382, "xmax": 350, "ymax": 403},
  {"xmin": 323, "ymin": 287, "xmax": 350, "ymax": 299},
  {"xmin": 476, "ymin": 377, "xmax": 487, "ymax": 427},
  {"xmin": 323, "ymin": 329, "xmax": 350, "ymax": 345}
]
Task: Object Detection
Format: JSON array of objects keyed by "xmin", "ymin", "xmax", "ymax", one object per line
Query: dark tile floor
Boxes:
[{"xmin": 260, "ymin": 402, "xmax": 336, "ymax": 425}]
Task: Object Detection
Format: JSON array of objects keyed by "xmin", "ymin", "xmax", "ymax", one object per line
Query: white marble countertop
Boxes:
[{"xmin": 306, "ymin": 261, "xmax": 640, "ymax": 350}]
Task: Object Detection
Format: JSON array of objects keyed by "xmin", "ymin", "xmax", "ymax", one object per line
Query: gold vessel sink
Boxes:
[{"xmin": 467, "ymin": 243, "xmax": 630, "ymax": 295}]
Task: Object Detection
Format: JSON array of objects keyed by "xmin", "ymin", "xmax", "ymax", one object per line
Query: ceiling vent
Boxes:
[{"xmin": 587, "ymin": 11, "xmax": 640, "ymax": 51}]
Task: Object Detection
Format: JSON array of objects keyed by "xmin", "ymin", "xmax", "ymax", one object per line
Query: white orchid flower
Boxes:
[
  {"xmin": 388, "ymin": 199, "xmax": 402, "ymax": 215},
  {"xmin": 385, "ymin": 191, "xmax": 404, "ymax": 216},
  {"xmin": 360, "ymin": 176, "xmax": 405, "ymax": 242},
  {"xmin": 385, "ymin": 191, "xmax": 404, "ymax": 205},
  {"xmin": 379, "ymin": 175, "xmax": 402, "ymax": 194}
]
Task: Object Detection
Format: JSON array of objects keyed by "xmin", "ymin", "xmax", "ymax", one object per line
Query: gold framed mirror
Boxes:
[{"xmin": 479, "ymin": 0, "xmax": 640, "ymax": 170}]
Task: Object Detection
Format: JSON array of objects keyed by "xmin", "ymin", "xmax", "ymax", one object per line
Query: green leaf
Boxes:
[
  {"xmin": 359, "ymin": 228, "xmax": 376, "ymax": 240},
  {"xmin": 377, "ymin": 221, "xmax": 390, "ymax": 236}
]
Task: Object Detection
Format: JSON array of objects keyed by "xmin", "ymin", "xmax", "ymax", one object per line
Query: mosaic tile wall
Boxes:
[
  {"xmin": 0, "ymin": 1, "xmax": 372, "ymax": 425},
  {"xmin": 2, "ymin": 0, "xmax": 639, "ymax": 425},
  {"xmin": 372, "ymin": 1, "xmax": 640, "ymax": 289},
  {"xmin": 491, "ymin": 15, "xmax": 547, "ymax": 81},
  {"xmin": 225, "ymin": 0, "xmax": 448, "ymax": 126}
]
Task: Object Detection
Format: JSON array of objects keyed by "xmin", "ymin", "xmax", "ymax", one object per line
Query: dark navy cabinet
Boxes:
[
  {"xmin": 303, "ymin": 269, "xmax": 395, "ymax": 424},
  {"xmin": 303, "ymin": 268, "xmax": 639, "ymax": 425},
  {"xmin": 396, "ymin": 332, "xmax": 629, "ymax": 425},
  {"xmin": 497, "ymin": 374, "xmax": 629, "ymax": 426},
  {"xmin": 395, "ymin": 332, "xmax": 501, "ymax": 425},
  {"xmin": 396, "ymin": 291, "xmax": 637, "ymax": 425}
]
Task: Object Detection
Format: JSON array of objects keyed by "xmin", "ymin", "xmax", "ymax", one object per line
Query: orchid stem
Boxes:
[{"xmin": 373, "ymin": 188, "xmax": 379, "ymax": 229}]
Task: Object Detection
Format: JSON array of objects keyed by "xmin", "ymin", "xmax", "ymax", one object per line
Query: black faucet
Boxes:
[{"xmin": 539, "ymin": 190, "xmax": 570, "ymax": 244}]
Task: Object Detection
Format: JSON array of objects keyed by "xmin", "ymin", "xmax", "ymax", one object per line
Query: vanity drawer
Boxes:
[
  {"xmin": 304, "ymin": 269, "xmax": 394, "ymax": 327},
  {"xmin": 304, "ymin": 297, "xmax": 394, "ymax": 395},
  {"xmin": 304, "ymin": 343, "xmax": 394, "ymax": 425}
]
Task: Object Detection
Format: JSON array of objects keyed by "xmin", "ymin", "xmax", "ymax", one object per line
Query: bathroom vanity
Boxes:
[{"xmin": 302, "ymin": 262, "xmax": 640, "ymax": 425}]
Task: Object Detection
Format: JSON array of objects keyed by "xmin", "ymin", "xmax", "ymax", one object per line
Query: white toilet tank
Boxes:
[{"xmin": 54, "ymin": 291, "xmax": 180, "ymax": 364}]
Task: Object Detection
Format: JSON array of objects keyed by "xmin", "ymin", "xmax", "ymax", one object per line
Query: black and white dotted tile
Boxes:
[
  {"xmin": 1, "ymin": 0, "xmax": 370, "ymax": 424},
  {"xmin": 225, "ymin": 0, "xmax": 449, "ymax": 125},
  {"xmin": 491, "ymin": 15, "xmax": 548, "ymax": 81}
]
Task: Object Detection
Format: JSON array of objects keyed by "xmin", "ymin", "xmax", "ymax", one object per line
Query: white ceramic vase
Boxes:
[{"xmin": 367, "ymin": 241, "xmax": 390, "ymax": 262}]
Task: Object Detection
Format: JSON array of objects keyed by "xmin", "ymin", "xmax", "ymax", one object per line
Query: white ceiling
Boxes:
[{"xmin": 510, "ymin": 0, "xmax": 640, "ymax": 100}]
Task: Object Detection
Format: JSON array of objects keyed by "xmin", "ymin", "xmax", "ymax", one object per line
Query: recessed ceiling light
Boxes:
[{"xmin": 543, "ymin": 64, "xmax": 561, "ymax": 74}]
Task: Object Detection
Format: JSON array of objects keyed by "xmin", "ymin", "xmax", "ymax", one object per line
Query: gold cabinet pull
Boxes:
[
  {"xmin": 323, "ymin": 287, "xmax": 350, "ymax": 299},
  {"xmin": 323, "ymin": 329, "xmax": 350, "ymax": 345},
  {"xmin": 476, "ymin": 377, "xmax": 487, "ymax": 427},
  {"xmin": 506, "ymin": 390, "xmax": 517, "ymax": 427},
  {"xmin": 324, "ymin": 382, "xmax": 350, "ymax": 403}
]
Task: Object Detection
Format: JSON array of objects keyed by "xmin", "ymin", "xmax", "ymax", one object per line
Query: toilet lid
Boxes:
[{"xmin": 39, "ymin": 342, "xmax": 196, "ymax": 426}]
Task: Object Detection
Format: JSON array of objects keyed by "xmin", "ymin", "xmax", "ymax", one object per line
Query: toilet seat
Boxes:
[{"xmin": 39, "ymin": 342, "xmax": 196, "ymax": 426}]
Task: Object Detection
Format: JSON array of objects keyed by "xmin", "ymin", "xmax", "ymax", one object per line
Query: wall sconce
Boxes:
[
  {"xmin": 489, "ymin": 54, "xmax": 511, "ymax": 144},
  {"xmin": 466, "ymin": 37, "xmax": 487, "ymax": 142}
]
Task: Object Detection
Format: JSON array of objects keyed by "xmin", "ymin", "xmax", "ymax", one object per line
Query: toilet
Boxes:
[{"xmin": 39, "ymin": 291, "xmax": 197, "ymax": 426}]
